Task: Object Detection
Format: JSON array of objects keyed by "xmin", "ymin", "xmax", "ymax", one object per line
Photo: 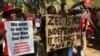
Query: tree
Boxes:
[
  {"xmin": 0, "ymin": 0, "xmax": 4, "ymax": 8},
  {"xmin": 91, "ymin": 0, "xmax": 100, "ymax": 8}
]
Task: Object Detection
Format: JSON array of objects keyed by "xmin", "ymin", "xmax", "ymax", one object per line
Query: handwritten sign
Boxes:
[
  {"xmin": 46, "ymin": 14, "xmax": 81, "ymax": 52},
  {"xmin": 4, "ymin": 21, "xmax": 34, "ymax": 56}
]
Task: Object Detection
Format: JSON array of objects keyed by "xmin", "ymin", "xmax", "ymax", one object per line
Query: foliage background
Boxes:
[
  {"xmin": 91, "ymin": 0, "xmax": 100, "ymax": 8},
  {"xmin": 0, "ymin": 0, "xmax": 100, "ymax": 13}
]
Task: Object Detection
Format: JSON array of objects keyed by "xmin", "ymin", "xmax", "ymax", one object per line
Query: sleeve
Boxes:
[
  {"xmin": 81, "ymin": 16, "xmax": 87, "ymax": 32},
  {"xmin": 0, "ymin": 22, "xmax": 4, "ymax": 29},
  {"xmin": 0, "ymin": 22, "xmax": 4, "ymax": 40}
]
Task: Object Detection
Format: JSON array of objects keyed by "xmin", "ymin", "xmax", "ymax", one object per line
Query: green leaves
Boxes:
[{"xmin": 91, "ymin": 0, "xmax": 100, "ymax": 8}]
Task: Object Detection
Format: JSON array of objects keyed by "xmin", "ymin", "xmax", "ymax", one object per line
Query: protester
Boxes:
[
  {"xmin": 0, "ymin": 5, "xmax": 34, "ymax": 56},
  {"xmin": 0, "ymin": 5, "xmax": 18, "ymax": 56},
  {"xmin": 15, "ymin": 8, "xmax": 25, "ymax": 21},
  {"xmin": 40, "ymin": 5, "xmax": 55, "ymax": 56},
  {"xmin": 40, "ymin": 5, "xmax": 57, "ymax": 41},
  {"xmin": 40, "ymin": 5, "xmax": 56, "ymax": 46},
  {"xmin": 40, "ymin": 5, "xmax": 68, "ymax": 56},
  {"xmin": 71, "ymin": 0, "xmax": 96, "ymax": 46},
  {"xmin": 68, "ymin": 0, "xmax": 96, "ymax": 56},
  {"xmin": 81, "ymin": 0, "xmax": 96, "ymax": 48},
  {"xmin": 0, "ymin": 8, "xmax": 4, "ymax": 56}
]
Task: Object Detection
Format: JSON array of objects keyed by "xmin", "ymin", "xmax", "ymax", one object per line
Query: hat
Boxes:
[
  {"xmin": 82, "ymin": 0, "xmax": 92, "ymax": 3},
  {"xmin": 2, "ymin": 5, "xmax": 22, "ymax": 18}
]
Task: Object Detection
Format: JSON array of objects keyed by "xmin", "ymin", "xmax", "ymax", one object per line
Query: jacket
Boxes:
[{"xmin": 81, "ymin": 9, "xmax": 96, "ymax": 35}]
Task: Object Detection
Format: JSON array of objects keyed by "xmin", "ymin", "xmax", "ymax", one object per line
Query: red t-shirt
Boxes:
[
  {"xmin": 0, "ymin": 21, "xmax": 8, "ymax": 56},
  {"xmin": 0, "ymin": 22, "xmax": 4, "ymax": 40}
]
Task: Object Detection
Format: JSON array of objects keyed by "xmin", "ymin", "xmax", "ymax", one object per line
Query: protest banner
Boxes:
[
  {"xmin": 46, "ymin": 14, "xmax": 81, "ymax": 52},
  {"xmin": 4, "ymin": 21, "xmax": 34, "ymax": 56}
]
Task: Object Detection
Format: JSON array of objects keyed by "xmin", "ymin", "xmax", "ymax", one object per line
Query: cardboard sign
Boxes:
[
  {"xmin": 4, "ymin": 21, "xmax": 34, "ymax": 56},
  {"xmin": 46, "ymin": 14, "xmax": 81, "ymax": 52}
]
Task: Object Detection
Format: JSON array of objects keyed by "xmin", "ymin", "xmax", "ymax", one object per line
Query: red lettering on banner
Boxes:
[{"xmin": 13, "ymin": 42, "xmax": 30, "ymax": 54}]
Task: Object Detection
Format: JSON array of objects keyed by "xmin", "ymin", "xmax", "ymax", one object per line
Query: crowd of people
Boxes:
[{"xmin": 0, "ymin": 0, "xmax": 100, "ymax": 56}]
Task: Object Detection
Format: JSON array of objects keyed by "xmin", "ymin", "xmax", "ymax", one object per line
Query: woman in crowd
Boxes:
[
  {"xmin": 0, "ymin": 5, "xmax": 19, "ymax": 56},
  {"xmin": 0, "ymin": 8, "xmax": 3, "ymax": 56},
  {"xmin": 0, "ymin": 5, "xmax": 34, "ymax": 56}
]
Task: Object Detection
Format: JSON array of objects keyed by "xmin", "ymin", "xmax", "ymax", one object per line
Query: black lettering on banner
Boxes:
[
  {"xmin": 48, "ymin": 29, "xmax": 53, "ymax": 36},
  {"xmin": 73, "ymin": 27, "xmax": 80, "ymax": 32},
  {"xmin": 55, "ymin": 17, "xmax": 59, "ymax": 25},
  {"xmin": 71, "ymin": 35, "xmax": 75, "ymax": 41},
  {"xmin": 63, "ymin": 36, "xmax": 68, "ymax": 41},
  {"xmin": 19, "ymin": 23, "xmax": 27, "ymax": 26},
  {"xmin": 12, "ymin": 32, "xmax": 20, "ymax": 36},
  {"xmin": 23, "ymin": 27, "xmax": 28, "ymax": 30},
  {"xmin": 54, "ymin": 36, "xmax": 63, "ymax": 43},
  {"xmin": 66, "ymin": 16, "xmax": 80, "ymax": 26},
  {"xmin": 70, "ymin": 28, "xmax": 74, "ymax": 34},
  {"xmin": 55, "ymin": 17, "xmax": 62, "ymax": 25},
  {"xmin": 49, "ymin": 44, "xmax": 55, "ymax": 51},
  {"xmin": 20, "ymin": 32, "xmax": 28, "ymax": 35},
  {"xmin": 73, "ymin": 16, "xmax": 80, "ymax": 25},
  {"xmin": 16, "ymin": 28, "xmax": 23, "ymax": 31},
  {"xmin": 67, "ymin": 35, "xmax": 75, "ymax": 41},
  {"xmin": 11, "ymin": 23, "xmax": 17, "ymax": 26},
  {"xmin": 20, "ymin": 36, "xmax": 29, "ymax": 40},
  {"xmin": 65, "ymin": 35, "xmax": 75, "ymax": 47},
  {"xmin": 66, "ymin": 16, "xmax": 72, "ymax": 25},
  {"xmin": 48, "ymin": 28, "xmax": 57, "ymax": 36},
  {"xmin": 59, "ymin": 17, "xmax": 62, "ymax": 25},
  {"xmin": 57, "ymin": 28, "xmax": 62, "ymax": 35},
  {"xmin": 55, "ymin": 42, "xmax": 64, "ymax": 49},
  {"xmin": 77, "ymin": 34, "xmax": 81, "ymax": 39},
  {"xmin": 48, "ymin": 28, "xmax": 63, "ymax": 36},
  {"xmin": 48, "ymin": 37, "xmax": 53, "ymax": 45},
  {"xmin": 52, "ymin": 28, "xmax": 57, "ymax": 35},
  {"xmin": 48, "ymin": 16, "xmax": 54, "ymax": 25},
  {"xmin": 12, "ymin": 37, "xmax": 19, "ymax": 41},
  {"xmin": 11, "ymin": 28, "xmax": 15, "ymax": 31},
  {"xmin": 64, "ymin": 28, "xmax": 69, "ymax": 35},
  {"xmin": 48, "ymin": 16, "xmax": 62, "ymax": 25},
  {"xmin": 64, "ymin": 27, "xmax": 80, "ymax": 35},
  {"xmin": 48, "ymin": 27, "xmax": 80, "ymax": 37},
  {"xmin": 69, "ymin": 27, "xmax": 80, "ymax": 34}
]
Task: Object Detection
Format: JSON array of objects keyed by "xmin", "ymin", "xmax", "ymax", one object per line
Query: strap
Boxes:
[
  {"xmin": 86, "ymin": 16, "xmax": 100, "ymax": 35},
  {"xmin": 82, "ymin": 9, "xmax": 100, "ymax": 35}
]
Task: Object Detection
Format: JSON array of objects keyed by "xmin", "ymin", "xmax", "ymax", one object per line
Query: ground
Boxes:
[
  {"xmin": 85, "ymin": 39, "xmax": 100, "ymax": 56},
  {"xmin": 85, "ymin": 47, "xmax": 100, "ymax": 56}
]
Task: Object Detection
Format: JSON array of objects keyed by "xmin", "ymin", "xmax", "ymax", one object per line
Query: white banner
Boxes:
[{"xmin": 4, "ymin": 21, "xmax": 34, "ymax": 56}]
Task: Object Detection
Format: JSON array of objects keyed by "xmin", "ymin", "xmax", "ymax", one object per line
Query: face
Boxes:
[
  {"xmin": 84, "ymin": 2, "xmax": 92, "ymax": 8},
  {"xmin": 8, "ymin": 13, "xmax": 17, "ymax": 21}
]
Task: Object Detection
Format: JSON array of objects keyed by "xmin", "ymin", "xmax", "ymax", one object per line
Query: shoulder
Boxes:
[
  {"xmin": 0, "ymin": 22, "xmax": 4, "ymax": 25},
  {"xmin": 0, "ymin": 22, "xmax": 4, "ymax": 29}
]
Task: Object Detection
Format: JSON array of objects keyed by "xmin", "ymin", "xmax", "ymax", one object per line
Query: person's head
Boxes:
[
  {"xmin": 47, "ymin": 6, "xmax": 57, "ymax": 14},
  {"xmin": 2, "ymin": 5, "xmax": 18, "ymax": 20},
  {"xmin": 82, "ymin": 0, "xmax": 92, "ymax": 8}
]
